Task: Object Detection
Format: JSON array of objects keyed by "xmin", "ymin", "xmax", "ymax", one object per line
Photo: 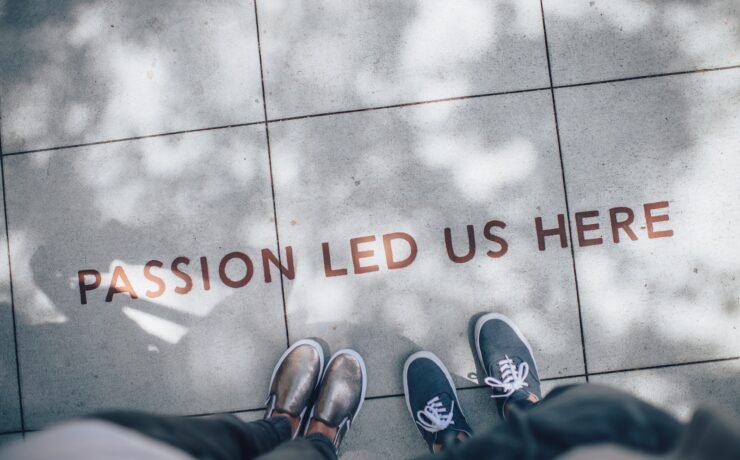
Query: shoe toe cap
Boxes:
[{"xmin": 272, "ymin": 345, "xmax": 323, "ymax": 414}]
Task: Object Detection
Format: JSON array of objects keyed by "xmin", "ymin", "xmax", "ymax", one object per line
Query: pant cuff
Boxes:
[{"xmin": 306, "ymin": 433, "xmax": 337, "ymax": 460}]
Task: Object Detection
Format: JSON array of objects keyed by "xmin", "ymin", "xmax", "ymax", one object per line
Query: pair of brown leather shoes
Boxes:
[{"xmin": 265, "ymin": 339, "xmax": 367, "ymax": 449}]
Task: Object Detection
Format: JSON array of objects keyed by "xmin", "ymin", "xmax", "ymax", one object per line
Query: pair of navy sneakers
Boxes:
[{"xmin": 403, "ymin": 313, "xmax": 541, "ymax": 452}]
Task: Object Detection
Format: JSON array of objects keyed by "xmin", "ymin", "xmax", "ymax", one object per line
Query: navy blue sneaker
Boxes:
[
  {"xmin": 475, "ymin": 313, "xmax": 541, "ymax": 419},
  {"xmin": 403, "ymin": 351, "xmax": 473, "ymax": 452}
]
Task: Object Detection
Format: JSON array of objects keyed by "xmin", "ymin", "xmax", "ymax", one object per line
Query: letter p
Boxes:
[{"xmin": 78, "ymin": 269, "xmax": 101, "ymax": 305}]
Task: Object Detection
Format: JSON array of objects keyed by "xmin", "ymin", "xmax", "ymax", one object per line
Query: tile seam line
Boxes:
[
  {"xmin": 0, "ymin": 94, "xmax": 26, "ymax": 432},
  {"xmin": 552, "ymin": 63, "xmax": 740, "ymax": 90},
  {"xmin": 180, "ymin": 370, "xmax": 591, "ymax": 417},
  {"xmin": 258, "ymin": 64, "xmax": 740, "ymax": 124},
  {"xmin": 253, "ymin": 0, "xmax": 290, "ymax": 348},
  {"xmin": 32, "ymin": 355, "xmax": 738, "ymax": 424},
  {"xmin": 5, "ymin": 62, "xmax": 740, "ymax": 156},
  {"xmin": 1, "ymin": 86, "xmax": 548, "ymax": 157},
  {"xmin": 3, "ymin": 120, "xmax": 266, "ymax": 156},
  {"xmin": 265, "ymin": 86, "xmax": 551, "ymax": 123},
  {"xmin": 540, "ymin": 0, "xmax": 589, "ymax": 382},
  {"xmin": 589, "ymin": 355, "xmax": 740, "ymax": 377},
  {"xmin": 359, "ymin": 355, "xmax": 740, "ymax": 403}
]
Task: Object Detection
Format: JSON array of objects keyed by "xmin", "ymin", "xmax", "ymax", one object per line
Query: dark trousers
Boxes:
[
  {"xmin": 416, "ymin": 383, "xmax": 683, "ymax": 460},
  {"xmin": 90, "ymin": 412, "xmax": 336, "ymax": 460}
]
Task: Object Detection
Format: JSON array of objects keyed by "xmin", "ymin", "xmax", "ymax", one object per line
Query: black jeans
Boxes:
[
  {"xmin": 415, "ymin": 383, "xmax": 683, "ymax": 460},
  {"xmin": 90, "ymin": 411, "xmax": 336, "ymax": 460}
]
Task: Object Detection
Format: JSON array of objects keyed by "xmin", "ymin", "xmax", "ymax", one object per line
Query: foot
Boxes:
[
  {"xmin": 475, "ymin": 313, "xmax": 541, "ymax": 419},
  {"xmin": 403, "ymin": 351, "xmax": 473, "ymax": 453},
  {"xmin": 306, "ymin": 349, "xmax": 367, "ymax": 449},
  {"xmin": 265, "ymin": 339, "xmax": 325, "ymax": 438}
]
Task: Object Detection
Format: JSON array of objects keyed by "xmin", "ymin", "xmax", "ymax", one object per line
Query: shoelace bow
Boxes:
[
  {"xmin": 484, "ymin": 355, "xmax": 530, "ymax": 398},
  {"xmin": 416, "ymin": 396, "xmax": 455, "ymax": 433}
]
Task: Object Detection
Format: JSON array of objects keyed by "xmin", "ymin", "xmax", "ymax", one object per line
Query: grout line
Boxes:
[
  {"xmin": 552, "ymin": 64, "xmax": 740, "ymax": 91},
  {"xmin": 588, "ymin": 355, "xmax": 740, "ymax": 377},
  {"xmin": 264, "ymin": 86, "xmax": 551, "ymax": 123},
  {"xmin": 0, "ymin": 95, "xmax": 26, "ymax": 432},
  {"xmin": 3, "ymin": 64, "xmax": 739, "ymax": 157},
  {"xmin": 363, "ymin": 373, "xmax": 591, "ymax": 402},
  {"xmin": 539, "ymin": 0, "xmax": 589, "ymax": 382},
  {"xmin": 337, "ymin": 355, "xmax": 740, "ymax": 404},
  {"xmin": 358, "ymin": 374, "xmax": 586, "ymax": 401},
  {"xmin": 253, "ymin": 0, "xmax": 290, "ymax": 348},
  {"xmin": 3, "ymin": 121, "xmax": 265, "ymax": 157}
]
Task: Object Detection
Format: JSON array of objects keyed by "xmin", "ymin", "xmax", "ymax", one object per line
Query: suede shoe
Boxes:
[
  {"xmin": 308, "ymin": 349, "xmax": 367, "ymax": 449},
  {"xmin": 404, "ymin": 351, "xmax": 473, "ymax": 452},
  {"xmin": 265, "ymin": 339, "xmax": 324, "ymax": 438},
  {"xmin": 475, "ymin": 313, "xmax": 542, "ymax": 419}
]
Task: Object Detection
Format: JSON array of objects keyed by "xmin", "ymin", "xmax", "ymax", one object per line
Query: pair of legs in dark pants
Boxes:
[
  {"xmin": 90, "ymin": 412, "xmax": 335, "ymax": 460},
  {"xmin": 414, "ymin": 383, "xmax": 682, "ymax": 460}
]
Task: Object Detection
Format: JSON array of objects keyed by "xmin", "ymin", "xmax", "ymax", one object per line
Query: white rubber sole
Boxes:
[
  {"xmin": 402, "ymin": 350, "xmax": 466, "ymax": 423},
  {"xmin": 474, "ymin": 313, "xmax": 537, "ymax": 376},
  {"xmin": 267, "ymin": 338, "xmax": 325, "ymax": 401}
]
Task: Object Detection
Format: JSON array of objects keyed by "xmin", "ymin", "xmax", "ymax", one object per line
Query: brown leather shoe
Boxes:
[
  {"xmin": 265, "ymin": 339, "xmax": 325, "ymax": 438},
  {"xmin": 309, "ymin": 349, "xmax": 367, "ymax": 448}
]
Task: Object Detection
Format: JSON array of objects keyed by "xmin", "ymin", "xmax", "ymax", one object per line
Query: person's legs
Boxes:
[
  {"xmin": 90, "ymin": 411, "xmax": 294, "ymax": 460},
  {"xmin": 253, "ymin": 434, "xmax": 337, "ymax": 460}
]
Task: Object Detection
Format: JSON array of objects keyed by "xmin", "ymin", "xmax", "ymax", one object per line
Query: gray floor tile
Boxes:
[
  {"xmin": 0, "ymin": 433, "xmax": 23, "ymax": 449},
  {"xmin": 543, "ymin": 0, "xmax": 740, "ymax": 85},
  {"xmin": 0, "ymin": 187, "xmax": 21, "ymax": 433},
  {"xmin": 0, "ymin": 1, "xmax": 264, "ymax": 153},
  {"xmin": 343, "ymin": 377, "xmax": 585, "ymax": 459},
  {"xmin": 233, "ymin": 409, "xmax": 264, "ymax": 423},
  {"xmin": 342, "ymin": 394, "xmax": 438, "ymax": 459},
  {"xmin": 271, "ymin": 92, "xmax": 584, "ymax": 398},
  {"xmin": 555, "ymin": 69, "xmax": 740, "ymax": 373},
  {"xmin": 258, "ymin": 0, "xmax": 549, "ymax": 119},
  {"xmin": 591, "ymin": 359, "xmax": 740, "ymax": 420},
  {"xmin": 4, "ymin": 126, "xmax": 287, "ymax": 429},
  {"xmin": 541, "ymin": 376, "xmax": 587, "ymax": 396}
]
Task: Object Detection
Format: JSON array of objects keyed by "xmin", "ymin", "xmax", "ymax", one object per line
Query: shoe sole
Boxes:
[
  {"xmin": 267, "ymin": 338, "xmax": 326, "ymax": 403},
  {"xmin": 474, "ymin": 313, "xmax": 537, "ymax": 378},
  {"xmin": 402, "ymin": 350, "xmax": 466, "ymax": 424},
  {"xmin": 319, "ymin": 348, "xmax": 368, "ymax": 425}
]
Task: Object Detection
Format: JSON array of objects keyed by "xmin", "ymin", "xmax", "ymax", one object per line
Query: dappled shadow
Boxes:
[
  {"xmin": 0, "ymin": 1, "xmax": 737, "ymax": 452},
  {"xmin": 258, "ymin": 0, "xmax": 549, "ymax": 119},
  {"xmin": 543, "ymin": 0, "xmax": 740, "ymax": 85},
  {"xmin": 0, "ymin": 0, "xmax": 264, "ymax": 153},
  {"xmin": 5, "ymin": 126, "xmax": 288, "ymax": 428}
]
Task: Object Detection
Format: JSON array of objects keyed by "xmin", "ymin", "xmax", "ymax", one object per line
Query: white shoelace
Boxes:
[
  {"xmin": 484, "ymin": 355, "xmax": 530, "ymax": 398},
  {"xmin": 416, "ymin": 396, "xmax": 455, "ymax": 433}
]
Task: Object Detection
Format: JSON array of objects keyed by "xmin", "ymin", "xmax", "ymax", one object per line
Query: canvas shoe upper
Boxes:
[
  {"xmin": 404, "ymin": 351, "xmax": 473, "ymax": 452},
  {"xmin": 475, "ymin": 313, "xmax": 542, "ymax": 419}
]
